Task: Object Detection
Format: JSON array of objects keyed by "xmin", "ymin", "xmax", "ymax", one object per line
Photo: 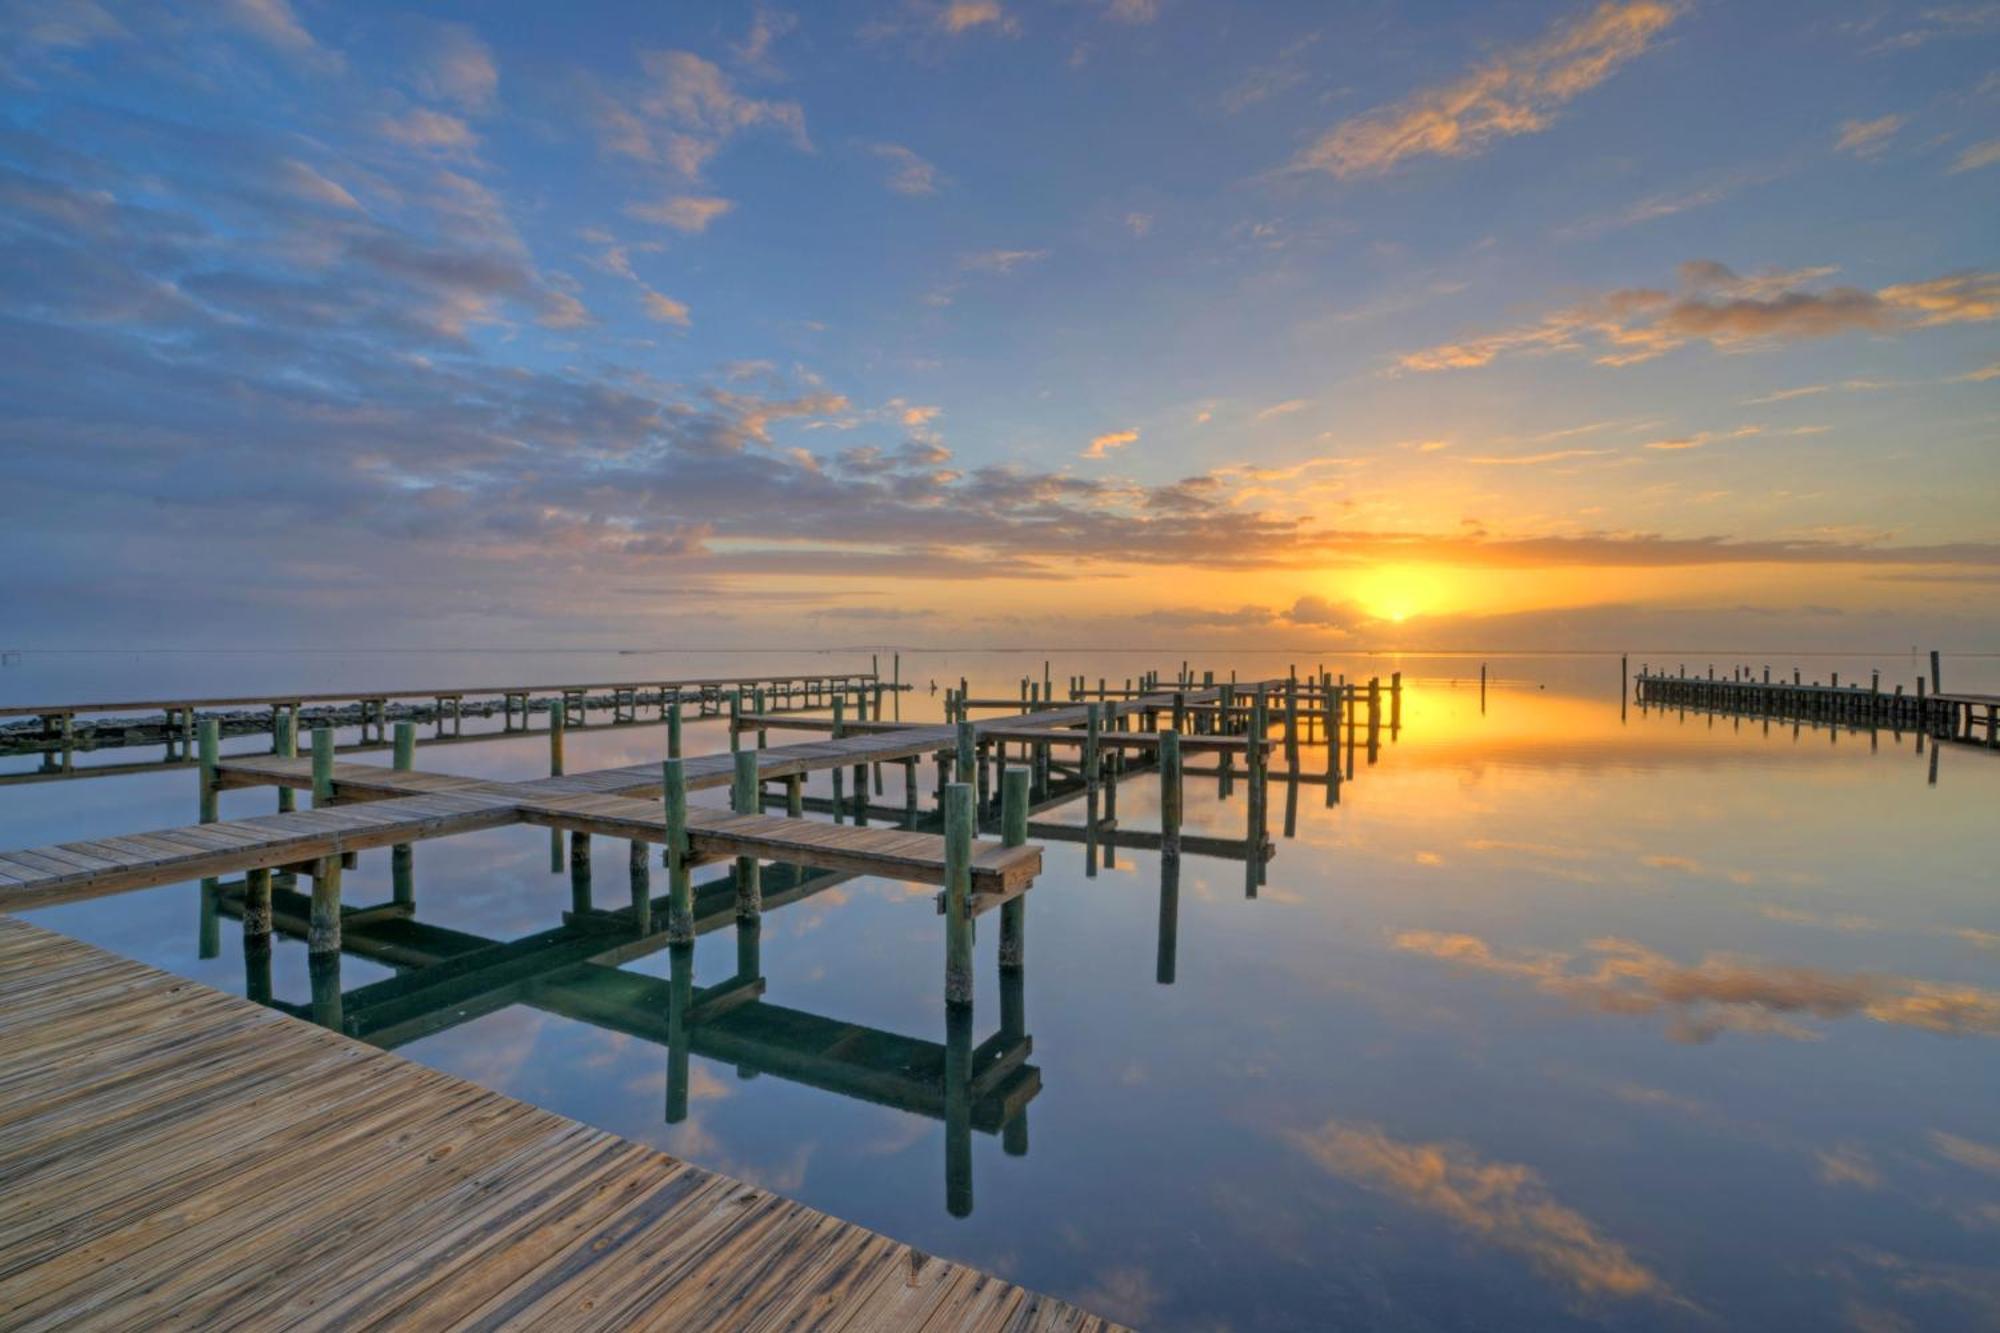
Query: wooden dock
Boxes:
[
  {"xmin": 0, "ymin": 660, "xmax": 1415, "ymax": 1324},
  {"xmin": 2, "ymin": 668, "xmax": 898, "ymax": 770},
  {"xmin": 0, "ymin": 915, "xmax": 1116, "ymax": 1331},
  {"xmin": 1634, "ymin": 668, "xmax": 1999, "ymax": 748}
]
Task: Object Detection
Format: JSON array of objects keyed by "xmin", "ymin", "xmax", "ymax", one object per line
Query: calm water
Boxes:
[{"xmin": 4, "ymin": 649, "xmax": 1997, "ymax": 1331}]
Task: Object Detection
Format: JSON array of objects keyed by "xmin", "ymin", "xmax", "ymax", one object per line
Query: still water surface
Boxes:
[{"xmin": 3, "ymin": 650, "xmax": 1996, "ymax": 1331}]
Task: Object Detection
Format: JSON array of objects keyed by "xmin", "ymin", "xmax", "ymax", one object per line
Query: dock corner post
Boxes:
[
  {"xmin": 729, "ymin": 689, "xmax": 742, "ymax": 754},
  {"xmin": 197, "ymin": 717, "xmax": 220, "ymax": 824},
  {"xmin": 392, "ymin": 720, "xmax": 415, "ymax": 772},
  {"xmin": 196, "ymin": 717, "xmax": 221, "ymax": 958},
  {"xmin": 667, "ymin": 700, "xmax": 682, "ymax": 760},
  {"xmin": 999, "ymin": 768, "xmax": 1029, "ymax": 971},
  {"xmin": 731, "ymin": 749, "xmax": 762, "ymax": 920},
  {"xmin": 1159, "ymin": 728, "xmax": 1183, "ymax": 859},
  {"xmin": 308, "ymin": 853, "xmax": 342, "ymax": 955},
  {"xmin": 549, "ymin": 706, "xmax": 565, "ymax": 777},
  {"xmin": 310, "ymin": 726, "xmax": 335, "ymax": 807},
  {"xmin": 569, "ymin": 830, "xmax": 593, "ymax": 914},
  {"xmin": 956, "ymin": 720, "xmax": 976, "ymax": 792},
  {"xmin": 943, "ymin": 782, "xmax": 975, "ymax": 1009},
  {"xmin": 629, "ymin": 837, "xmax": 651, "ymax": 934},
  {"xmin": 243, "ymin": 866, "xmax": 274, "ymax": 1002},
  {"xmin": 1930, "ymin": 649, "xmax": 1942, "ymax": 694},
  {"xmin": 274, "ymin": 711, "xmax": 296, "ymax": 813},
  {"xmin": 662, "ymin": 758, "xmax": 693, "ymax": 943}
]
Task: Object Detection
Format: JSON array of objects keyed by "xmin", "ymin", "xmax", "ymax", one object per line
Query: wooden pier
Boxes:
[
  {"xmin": 0, "ymin": 659, "xmax": 1409, "ymax": 1326},
  {"xmin": 0, "ymin": 916, "xmax": 1115, "ymax": 1331},
  {"xmin": 0, "ymin": 669, "xmax": 898, "ymax": 770},
  {"xmin": 1634, "ymin": 668, "xmax": 1999, "ymax": 748}
]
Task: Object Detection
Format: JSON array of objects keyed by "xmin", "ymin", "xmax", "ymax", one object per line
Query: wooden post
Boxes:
[
  {"xmin": 274, "ymin": 711, "xmax": 295, "ymax": 813},
  {"xmin": 308, "ymin": 854, "xmax": 341, "ymax": 954},
  {"xmin": 956, "ymin": 720, "xmax": 976, "ymax": 794},
  {"xmin": 943, "ymin": 782, "xmax": 974, "ymax": 1007},
  {"xmin": 1284, "ymin": 678, "xmax": 1299, "ymax": 768},
  {"xmin": 1085, "ymin": 702, "xmax": 1101, "ymax": 797},
  {"xmin": 569, "ymin": 831, "xmax": 592, "ymax": 914},
  {"xmin": 311, "ymin": 726, "xmax": 334, "ymax": 806},
  {"xmin": 728, "ymin": 689, "xmax": 741, "ymax": 753},
  {"xmin": 665, "ymin": 942, "xmax": 692, "ymax": 1123},
  {"xmin": 392, "ymin": 720, "xmax": 415, "ymax": 771},
  {"xmin": 629, "ymin": 839, "xmax": 651, "ymax": 934},
  {"xmin": 1159, "ymin": 728, "xmax": 1182, "ymax": 858},
  {"xmin": 831, "ymin": 696, "xmax": 846, "ymax": 822},
  {"xmin": 1931, "ymin": 649, "xmax": 1942, "ymax": 694},
  {"xmin": 999, "ymin": 768, "xmax": 1028, "ymax": 970},
  {"xmin": 667, "ymin": 700, "xmax": 682, "ymax": 759},
  {"xmin": 197, "ymin": 717, "xmax": 219, "ymax": 825},
  {"xmin": 549, "ymin": 706, "xmax": 565, "ymax": 776},
  {"xmin": 732, "ymin": 749, "xmax": 761, "ymax": 919},
  {"xmin": 945, "ymin": 999, "xmax": 973, "ymax": 1219},
  {"xmin": 659, "ymin": 757, "xmax": 696, "ymax": 945}
]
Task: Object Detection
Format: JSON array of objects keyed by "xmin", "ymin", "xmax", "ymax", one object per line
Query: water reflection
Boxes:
[
  {"xmin": 10, "ymin": 653, "xmax": 1999, "ymax": 1332},
  {"xmin": 209, "ymin": 858, "xmax": 1039, "ymax": 1218}
]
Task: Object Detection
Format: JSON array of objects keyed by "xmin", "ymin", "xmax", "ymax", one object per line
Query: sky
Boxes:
[{"xmin": 0, "ymin": 0, "xmax": 1995, "ymax": 651}]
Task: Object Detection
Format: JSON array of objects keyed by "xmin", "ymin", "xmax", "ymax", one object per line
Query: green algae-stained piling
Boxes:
[
  {"xmin": 1000, "ymin": 767, "xmax": 1030, "ymax": 971},
  {"xmin": 944, "ymin": 782, "xmax": 975, "ymax": 1006},
  {"xmin": 732, "ymin": 748, "xmax": 762, "ymax": 919},
  {"xmin": 662, "ymin": 755, "xmax": 694, "ymax": 943}
]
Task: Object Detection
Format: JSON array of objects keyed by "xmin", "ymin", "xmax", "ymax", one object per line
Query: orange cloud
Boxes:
[
  {"xmin": 1286, "ymin": 1119, "xmax": 1679, "ymax": 1302},
  {"xmin": 1398, "ymin": 261, "xmax": 2000, "ymax": 372},
  {"xmin": 1293, "ymin": 1, "xmax": 1679, "ymax": 177},
  {"xmin": 1084, "ymin": 427, "xmax": 1139, "ymax": 459},
  {"xmin": 1394, "ymin": 929, "xmax": 2000, "ymax": 1043}
]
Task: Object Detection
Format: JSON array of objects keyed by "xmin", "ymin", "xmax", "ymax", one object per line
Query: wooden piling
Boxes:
[
  {"xmin": 999, "ymin": 768, "xmax": 1029, "ymax": 970},
  {"xmin": 310, "ymin": 726, "xmax": 334, "ymax": 806},
  {"xmin": 732, "ymin": 748, "xmax": 762, "ymax": 919},
  {"xmin": 1159, "ymin": 728, "xmax": 1182, "ymax": 859},
  {"xmin": 308, "ymin": 854, "xmax": 341, "ymax": 954},
  {"xmin": 944, "ymin": 783, "xmax": 975, "ymax": 1007},
  {"xmin": 569, "ymin": 831, "xmax": 592, "ymax": 914},
  {"xmin": 661, "ymin": 757, "xmax": 693, "ymax": 942}
]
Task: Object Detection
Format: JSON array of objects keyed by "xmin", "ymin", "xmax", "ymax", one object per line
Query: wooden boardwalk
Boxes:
[{"xmin": 0, "ymin": 916, "xmax": 1118, "ymax": 1331}]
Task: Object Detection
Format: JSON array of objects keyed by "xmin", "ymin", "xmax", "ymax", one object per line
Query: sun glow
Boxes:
[{"xmin": 1349, "ymin": 564, "xmax": 1457, "ymax": 624}]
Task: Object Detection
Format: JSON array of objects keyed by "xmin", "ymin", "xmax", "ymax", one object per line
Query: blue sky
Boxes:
[{"xmin": 1, "ymin": 1, "xmax": 1995, "ymax": 647}]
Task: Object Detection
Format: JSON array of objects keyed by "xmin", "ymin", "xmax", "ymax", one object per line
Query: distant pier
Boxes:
[{"xmin": 1633, "ymin": 664, "xmax": 1998, "ymax": 749}]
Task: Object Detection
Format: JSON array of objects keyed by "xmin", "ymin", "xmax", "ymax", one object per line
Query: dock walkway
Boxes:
[{"xmin": 0, "ymin": 915, "xmax": 1115, "ymax": 1331}]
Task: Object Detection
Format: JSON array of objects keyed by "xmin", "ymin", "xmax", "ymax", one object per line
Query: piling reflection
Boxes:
[{"xmin": 211, "ymin": 856, "xmax": 1040, "ymax": 1218}]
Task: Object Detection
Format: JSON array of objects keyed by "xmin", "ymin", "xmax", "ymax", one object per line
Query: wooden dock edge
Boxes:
[{"xmin": 0, "ymin": 916, "xmax": 1123, "ymax": 1332}]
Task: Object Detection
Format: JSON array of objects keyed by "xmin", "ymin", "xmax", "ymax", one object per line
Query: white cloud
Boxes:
[
  {"xmin": 1950, "ymin": 138, "xmax": 2000, "ymax": 173},
  {"xmin": 420, "ymin": 23, "xmax": 499, "ymax": 114},
  {"xmin": 1834, "ymin": 114, "xmax": 1903, "ymax": 157},
  {"xmin": 377, "ymin": 108, "xmax": 478, "ymax": 154},
  {"xmin": 959, "ymin": 247, "xmax": 1047, "ymax": 274},
  {"xmin": 870, "ymin": 143, "xmax": 941, "ymax": 196},
  {"xmin": 625, "ymin": 195, "xmax": 735, "ymax": 233},
  {"xmin": 642, "ymin": 290, "xmax": 692, "ymax": 326}
]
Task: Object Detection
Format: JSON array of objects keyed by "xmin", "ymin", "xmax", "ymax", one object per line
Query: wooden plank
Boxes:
[{"xmin": 0, "ymin": 917, "xmax": 1115, "ymax": 1331}]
